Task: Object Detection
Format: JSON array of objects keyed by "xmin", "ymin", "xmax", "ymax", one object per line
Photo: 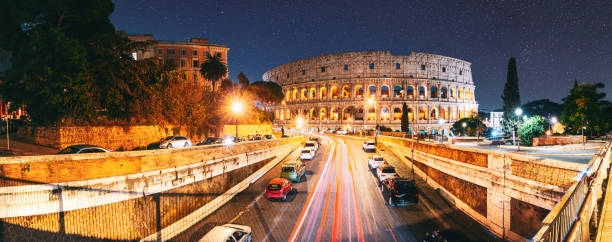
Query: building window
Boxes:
[
  {"xmin": 344, "ymin": 65, "xmax": 348, "ymax": 70},
  {"xmin": 396, "ymin": 63, "xmax": 400, "ymax": 69},
  {"xmin": 321, "ymin": 67, "xmax": 326, "ymax": 72},
  {"xmin": 193, "ymin": 60, "xmax": 199, "ymax": 67},
  {"xmin": 180, "ymin": 49, "xmax": 186, "ymax": 55},
  {"xmin": 286, "ymin": 73, "xmax": 290, "ymax": 78},
  {"xmin": 193, "ymin": 50, "xmax": 198, "ymax": 56},
  {"xmin": 216, "ymin": 52, "xmax": 221, "ymax": 58},
  {"xmin": 442, "ymin": 67, "xmax": 446, "ymax": 72},
  {"xmin": 157, "ymin": 49, "xmax": 163, "ymax": 55},
  {"xmin": 302, "ymin": 70, "xmax": 306, "ymax": 75},
  {"xmin": 459, "ymin": 70, "xmax": 463, "ymax": 75},
  {"xmin": 421, "ymin": 65, "xmax": 426, "ymax": 70},
  {"xmin": 205, "ymin": 51, "xmax": 210, "ymax": 57},
  {"xmin": 180, "ymin": 59, "xmax": 186, "ymax": 67},
  {"xmin": 168, "ymin": 49, "xmax": 175, "ymax": 55},
  {"xmin": 369, "ymin": 63, "xmax": 374, "ymax": 69}
]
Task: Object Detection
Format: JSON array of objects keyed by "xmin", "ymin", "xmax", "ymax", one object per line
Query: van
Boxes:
[{"xmin": 281, "ymin": 160, "xmax": 306, "ymax": 182}]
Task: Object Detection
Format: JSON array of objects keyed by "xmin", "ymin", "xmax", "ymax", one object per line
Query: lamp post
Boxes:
[
  {"xmin": 461, "ymin": 122, "xmax": 467, "ymax": 136},
  {"xmin": 582, "ymin": 126, "xmax": 586, "ymax": 148},
  {"xmin": 232, "ymin": 101, "xmax": 243, "ymax": 141},
  {"xmin": 550, "ymin": 116, "xmax": 557, "ymax": 134},
  {"xmin": 515, "ymin": 108, "xmax": 523, "ymax": 151}
]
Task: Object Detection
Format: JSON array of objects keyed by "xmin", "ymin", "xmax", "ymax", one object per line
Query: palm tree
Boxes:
[{"xmin": 199, "ymin": 54, "xmax": 227, "ymax": 91}]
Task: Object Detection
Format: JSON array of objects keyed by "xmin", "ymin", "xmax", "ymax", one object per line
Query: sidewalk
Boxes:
[
  {"xmin": 377, "ymin": 143, "xmax": 499, "ymax": 241},
  {"xmin": 0, "ymin": 135, "xmax": 58, "ymax": 156}
]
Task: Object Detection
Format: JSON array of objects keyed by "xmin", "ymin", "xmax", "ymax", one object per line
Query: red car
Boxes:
[{"xmin": 265, "ymin": 178, "xmax": 295, "ymax": 201}]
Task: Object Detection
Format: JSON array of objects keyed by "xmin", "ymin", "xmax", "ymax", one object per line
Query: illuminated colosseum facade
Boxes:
[{"xmin": 263, "ymin": 51, "xmax": 478, "ymax": 134}]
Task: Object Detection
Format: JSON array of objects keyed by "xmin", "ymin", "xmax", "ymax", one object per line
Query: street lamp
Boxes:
[
  {"xmin": 231, "ymin": 101, "xmax": 244, "ymax": 142},
  {"xmin": 515, "ymin": 108, "xmax": 523, "ymax": 151},
  {"xmin": 550, "ymin": 116, "xmax": 557, "ymax": 134},
  {"xmin": 582, "ymin": 126, "xmax": 586, "ymax": 148}
]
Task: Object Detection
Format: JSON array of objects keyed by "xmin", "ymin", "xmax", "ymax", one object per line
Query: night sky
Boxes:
[{"xmin": 110, "ymin": 0, "xmax": 612, "ymax": 111}]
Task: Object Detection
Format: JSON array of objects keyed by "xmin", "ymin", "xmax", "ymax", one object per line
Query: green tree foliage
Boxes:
[
  {"xmin": 248, "ymin": 81, "xmax": 284, "ymax": 113},
  {"xmin": 501, "ymin": 57, "xmax": 521, "ymax": 133},
  {"xmin": 451, "ymin": 118, "xmax": 485, "ymax": 136},
  {"xmin": 401, "ymin": 102, "xmax": 409, "ymax": 133},
  {"xmin": 518, "ymin": 116, "xmax": 546, "ymax": 146},
  {"xmin": 561, "ymin": 82, "xmax": 611, "ymax": 136},
  {"xmin": 237, "ymin": 72, "xmax": 249, "ymax": 90},
  {"xmin": 199, "ymin": 54, "xmax": 227, "ymax": 91}
]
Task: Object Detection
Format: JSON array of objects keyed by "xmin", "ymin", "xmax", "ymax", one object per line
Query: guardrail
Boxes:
[{"xmin": 532, "ymin": 141, "xmax": 611, "ymax": 241}]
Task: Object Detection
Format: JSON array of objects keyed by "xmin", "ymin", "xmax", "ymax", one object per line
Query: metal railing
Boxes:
[{"xmin": 532, "ymin": 141, "xmax": 611, "ymax": 241}]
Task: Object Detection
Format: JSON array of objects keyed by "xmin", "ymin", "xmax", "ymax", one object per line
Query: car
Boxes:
[
  {"xmin": 381, "ymin": 178, "xmax": 419, "ymax": 206},
  {"xmin": 362, "ymin": 141, "xmax": 376, "ymax": 152},
  {"xmin": 198, "ymin": 137, "xmax": 222, "ymax": 146},
  {"xmin": 222, "ymin": 136, "xmax": 244, "ymax": 145},
  {"xmin": 264, "ymin": 134, "xmax": 275, "ymax": 140},
  {"xmin": 148, "ymin": 136, "xmax": 192, "ymax": 149},
  {"xmin": 304, "ymin": 141, "xmax": 318, "ymax": 152},
  {"xmin": 265, "ymin": 178, "xmax": 295, "ymax": 201},
  {"xmin": 280, "ymin": 161, "xmax": 306, "ymax": 182},
  {"xmin": 300, "ymin": 148, "xmax": 315, "ymax": 160},
  {"xmin": 309, "ymin": 137, "xmax": 320, "ymax": 145},
  {"xmin": 199, "ymin": 224, "xmax": 252, "ymax": 242},
  {"xmin": 368, "ymin": 155, "xmax": 384, "ymax": 170},
  {"xmin": 58, "ymin": 144, "xmax": 112, "ymax": 154},
  {"xmin": 336, "ymin": 130, "xmax": 348, "ymax": 135},
  {"xmin": 376, "ymin": 164, "xmax": 398, "ymax": 183}
]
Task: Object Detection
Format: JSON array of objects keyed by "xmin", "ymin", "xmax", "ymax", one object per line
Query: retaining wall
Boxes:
[{"xmin": 380, "ymin": 136, "xmax": 585, "ymax": 240}]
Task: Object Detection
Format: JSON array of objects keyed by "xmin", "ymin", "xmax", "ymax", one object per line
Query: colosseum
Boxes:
[{"xmin": 263, "ymin": 51, "xmax": 478, "ymax": 135}]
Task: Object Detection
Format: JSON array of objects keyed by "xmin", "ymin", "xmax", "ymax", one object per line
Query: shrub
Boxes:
[{"xmin": 519, "ymin": 116, "xmax": 546, "ymax": 146}]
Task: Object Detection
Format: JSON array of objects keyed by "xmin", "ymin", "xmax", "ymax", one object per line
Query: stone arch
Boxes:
[
  {"xmin": 367, "ymin": 107, "xmax": 376, "ymax": 120},
  {"xmin": 430, "ymin": 107, "xmax": 438, "ymax": 120},
  {"xmin": 330, "ymin": 107, "xmax": 339, "ymax": 120},
  {"xmin": 320, "ymin": 87, "xmax": 327, "ymax": 99},
  {"xmin": 355, "ymin": 85, "xmax": 364, "ymax": 97},
  {"xmin": 292, "ymin": 88, "xmax": 298, "ymax": 101},
  {"xmin": 285, "ymin": 90, "xmax": 291, "ymax": 101},
  {"xmin": 368, "ymin": 85, "xmax": 377, "ymax": 97},
  {"xmin": 309, "ymin": 108, "xmax": 317, "ymax": 120},
  {"xmin": 275, "ymin": 110, "xmax": 280, "ymax": 120},
  {"xmin": 441, "ymin": 87, "xmax": 447, "ymax": 98},
  {"xmin": 393, "ymin": 85, "xmax": 403, "ymax": 98},
  {"xmin": 301, "ymin": 88, "xmax": 308, "ymax": 100},
  {"xmin": 450, "ymin": 88, "xmax": 454, "ymax": 98},
  {"xmin": 309, "ymin": 87, "xmax": 317, "ymax": 99},
  {"xmin": 418, "ymin": 85, "xmax": 426, "ymax": 97},
  {"xmin": 380, "ymin": 85, "xmax": 390, "ymax": 97},
  {"xmin": 342, "ymin": 85, "xmax": 351, "ymax": 98},
  {"xmin": 458, "ymin": 89, "xmax": 463, "ymax": 100},
  {"xmin": 441, "ymin": 107, "xmax": 447, "ymax": 120},
  {"xmin": 430, "ymin": 86, "xmax": 438, "ymax": 98},
  {"xmin": 408, "ymin": 106, "xmax": 415, "ymax": 121},
  {"xmin": 330, "ymin": 86, "xmax": 339, "ymax": 99},
  {"xmin": 381, "ymin": 107, "xmax": 390, "ymax": 120},
  {"xmin": 406, "ymin": 86, "xmax": 414, "ymax": 97},
  {"xmin": 393, "ymin": 107, "xmax": 402, "ymax": 120},
  {"xmin": 319, "ymin": 108, "xmax": 327, "ymax": 120},
  {"xmin": 343, "ymin": 106, "xmax": 355, "ymax": 120},
  {"xmin": 419, "ymin": 106, "xmax": 428, "ymax": 120}
]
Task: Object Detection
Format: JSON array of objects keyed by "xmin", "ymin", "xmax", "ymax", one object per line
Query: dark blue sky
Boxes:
[{"xmin": 110, "ymin": 0, "xmax": 612, "ymax": 111}]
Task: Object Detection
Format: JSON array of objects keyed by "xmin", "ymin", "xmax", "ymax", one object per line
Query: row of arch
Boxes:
[
  {"xmin": 274, "ymin": 106, "xmax": 477, "ymax": 122},
  {"xmin": 285, "ymin": 84, "xmax": 475, "ymax": 102}
]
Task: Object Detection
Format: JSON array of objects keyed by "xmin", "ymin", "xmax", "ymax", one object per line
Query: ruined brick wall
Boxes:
[
  {"xmin": 0, "ymin": 157, "xmax": 273, "ymax": 241},
  {"xmin": 532, "ymin": 136, "xmax": 585, "ymax": 146},
  {"xmin": 510, "ymin": 198, "xmax": 550, "ymax": 238},
  {"xmin": 511, "ymin": 159, "xmax": 578, "ymax": 188}
]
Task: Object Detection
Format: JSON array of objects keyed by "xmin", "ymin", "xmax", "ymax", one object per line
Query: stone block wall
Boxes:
[
  {"xmin": 532, "ymin": 136, "xmax": 585, "ymax": 146},
  {"xmin": 222, "ymin": 124, "xmax": 272, "ymax": 137}
]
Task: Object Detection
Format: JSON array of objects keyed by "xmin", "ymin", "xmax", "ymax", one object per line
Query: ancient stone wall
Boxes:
[{"xmin": 532, "ymin": 136, "xmax": 585, "ymax": 146}]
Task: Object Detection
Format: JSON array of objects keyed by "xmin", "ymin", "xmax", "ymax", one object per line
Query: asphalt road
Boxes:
[{"xmin": 174, "ymin": 134, "xmax": 493, "ymax": 241}]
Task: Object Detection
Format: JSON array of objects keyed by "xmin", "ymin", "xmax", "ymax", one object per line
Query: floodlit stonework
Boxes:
[{"xmin": 263, "ymin": 51, "xmax": 479, "ymax": 134}]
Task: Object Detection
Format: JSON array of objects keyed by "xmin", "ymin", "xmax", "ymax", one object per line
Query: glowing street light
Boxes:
[
  {"xmin": 514, "ymin": 108, "xmax": 523, "ymax": 116},
  {"xmin": 551, "ymin": 117, "xmax": 557, "ymax": 124},
  {"xmin": 231, "ymin": 101, "xmax": 244, "ymax": 141},
  {"xmin": 367, "ymin": 97, "xmax": 375, "ymax": 106},
  {"xmin": 523, "ymin": 115, "xmax": 528, "ymax": 121},
  {"xmin": 515, "ymin": 107, "xmax": 523, "ymax": 151},
  {"xmin": 296, "ymin": 117, "xmax": 304, "ymax": 129}
]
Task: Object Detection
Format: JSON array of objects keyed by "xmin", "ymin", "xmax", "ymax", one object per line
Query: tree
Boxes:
[
  {"xmin": 401, "ymin": 102, "xmax": 409, "ymax": 133},
  {"xmin": 220, "ymin": 78, "xmax": 234, "ymax": 93},
  {"xmin": 199, "ymin": 54, "xmax": 227, "ymax": 91},
  {"xmin": 518, "ymin": 116, "xmax": 546, "ymax": 146},
  {"xmin": 501, "ymin": 57, "xmax": 521, "ymax": 133},
  {"xmin": 561, "ymin": 82, "xmax": 610, "ymax": 136},
  {"xmin": 451, "ymin": 118, "xmax": 485, "ymax": 136},
  {"xmin": 248, "ymin": 81, "xmax": 284, "ymax": 113},
  {"xmin": 237, "ymin": 72, "xmax": 249, "ymax": 90}
]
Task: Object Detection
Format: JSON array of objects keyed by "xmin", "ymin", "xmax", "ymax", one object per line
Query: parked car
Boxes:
[
  {"xmin": 264, "ymin": 134, "xmax": 276, "ymax": 140},
  {"xmin": 376, "ymin": 164, "xmax": 398, "ymax": 183},
  {"xmin": 199, "ymin": 224, "xmax": 252, "ymax": 242},
  {"xmin": 265, "ymin": 178, "xmax": 295, "ymax": 201},
  {"xmin": 148, "ymin": 136, "xmax": 192, "ymax": 149},
  {"xmin": 222, "ymin": 136, "xmax": 244, "ymax": 145},
  {"xmin": 198, "ymin": 137, "xmax": 222, "ymax": 146},
  {"xmin": 368, "ymin": 155, "xmax": 384, "ymax": 170},
  {"xmin": 336, "ymin": 130, "xmax": 348, "ymax": 135},
  {"xmin": 281, "ymin": 161, "xmax": 306, "ymax": 182},
  {"xmin": 58, "ymin": 144, "xmax": 112, "ymax": 154},
  {"xmin": 362, "ymin": 141, "xmax": 376, "ymax": 152},
  {"xmin": 381, "ymin": 178, "xmax": 419, "ymax": 206},
  {"xmin": 304, "ymin": 141, "xmax": 318, "ymax": 152},
  {"xmin": 308, "ymin": 137, "xmax": 320, "ymax": 146},
  {"xmin": 300, "ymin": 148, "xmax": 315, "ymax": 160}
]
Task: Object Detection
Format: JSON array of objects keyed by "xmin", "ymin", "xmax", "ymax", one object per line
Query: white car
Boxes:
[
  {"xmin": 368, "ymin": 155, "xmax": 384, "ymax": 170},
  {"xmin": 304, "ymin": 141, "xmax": 318, "ymax": 152},
  {"xmin": 336, "ymin": 130, "xmax": 348, "ymax": 135},
  {"xmin": 300, "ymin": 148, "xmax": 315, "ymax": 160},
  {"xmin": 362, "ymin": 141, "xmax": 376, "ymax": 152},
  {"xmin": 376, "ymin": 164, "xmax": 398, "ymax": 183},
  {"xmin": 200, "ymin": 224, "xmax": 252, "ymax": 242},
  {"xmin": 149, "ymin": 136, "xmax": 192, "ymax": 149}
]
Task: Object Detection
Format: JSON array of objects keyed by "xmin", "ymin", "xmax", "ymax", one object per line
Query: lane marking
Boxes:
[
  {"xmin": 289, "ymin": 136, "xmax": 336, "ymax": 242},
  {"xmin": 314, "ymin": 183, "xmax": 332, "ymax": 242},
  {"xmin": 387, "ymin": 226, "xmax": 398, "ymax": 242}
]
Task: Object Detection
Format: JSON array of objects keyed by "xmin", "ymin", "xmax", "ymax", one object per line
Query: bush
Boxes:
[
  {"xmin": 451, "ymin": 118, "xmax": 485, "ymax": 136},
  {"xmin": 519, "ymin": 116, "xmax": 546, "ymax": 146}
]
